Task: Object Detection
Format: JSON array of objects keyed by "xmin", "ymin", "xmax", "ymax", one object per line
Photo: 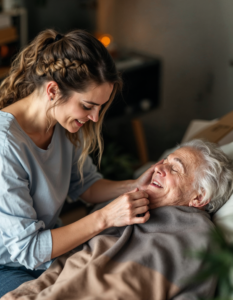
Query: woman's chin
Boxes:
[{"xmin": 67, "ymin": 124, "xmax": 81, "ymax": 133}]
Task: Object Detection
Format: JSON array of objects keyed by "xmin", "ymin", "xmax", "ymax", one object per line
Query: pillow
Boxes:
[
  {"xmin": 212, "ymin": 196, "xmax": 233, "ymax": 243},
  {"xmin": 219, "ymin": 142, "xmax": 233, "ymax": 160},
  {"xmin": 212, "ymin": 142, "xmax": 233, "ymax": 242}
]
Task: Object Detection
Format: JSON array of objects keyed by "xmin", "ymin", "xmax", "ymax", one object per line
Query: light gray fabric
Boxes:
[
  {"xmin": 100, "ymin": 206, "xmax": 216, "ymax": 297},
  {"xmin": 0, "ymin": 111, "xmax": 102, "ymax": 270}
]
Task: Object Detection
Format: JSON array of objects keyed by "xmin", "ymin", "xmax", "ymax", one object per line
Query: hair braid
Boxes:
[{"xmin": 36, "ymin": 58, "xmax": 88, "ymax": 79}]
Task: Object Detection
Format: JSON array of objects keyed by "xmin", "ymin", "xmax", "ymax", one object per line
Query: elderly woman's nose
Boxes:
[
  {"xmin": 155, "ymin": 164, "xmax": 166, "ymax": 176},
  {"xmin": 153, "ymin": 159, "xmax": 164, "ymax": 172}
]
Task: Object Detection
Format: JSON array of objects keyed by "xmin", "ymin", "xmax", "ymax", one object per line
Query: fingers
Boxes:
[
  {"xmin": 155, "ymin": 159, "xmax": 164, "ymax": 165},
  {"xmin": 144, "ymin": 164, "xmax": 156, "ymax": 176},
  {"xmin": 147, "ymin": 160, "xmax": 164, "ymax": 172},
  {"xmin": 151, "ymin": 159, "xmax": 164, "ymax": 170},
  {"xmin": 125, "ymin": 192, "xmax": 149, "ymax": 216},
  {"xmin": 104, "ymin": 190, "xmax": 150, "ymax": 228},
  {"xmin": 132, "ymin": 211, "xmax": 150, "ymax": 224},
  {"xmin": 128, "ymin": 187, "xmax": 139, "ymax": 194},
  {"xmin": 127, "ymin": 190, "xmax": 148, "ymax": 200},
  {"xmin": 134, "ymin": 205, "xmax": 149, "ymax": 216},
  {"xmin": 128, "ymin": 196, "xmax": 150, "ymax": 222},
  {"xmin": 133, "ymin": 198, "xmax": 149, "ymax": 208}
]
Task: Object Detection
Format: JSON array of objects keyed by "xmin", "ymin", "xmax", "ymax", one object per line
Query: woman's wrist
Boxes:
[{"xmin": 94, "ymin": 208, "xmax": 110, "ymax": 231}]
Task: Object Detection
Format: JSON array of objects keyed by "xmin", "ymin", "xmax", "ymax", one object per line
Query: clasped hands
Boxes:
[{"xmin": 100, "ymin": 160, "xmax": 164, "ymax": 228}]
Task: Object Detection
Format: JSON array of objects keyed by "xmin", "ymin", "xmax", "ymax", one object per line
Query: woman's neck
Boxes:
[
  {"xmin": 2, "ymin": 91, "xmax": 56, "ymax": 135},
  {"xmin": 1, "ymin": 91, "xmax": 57, "ymax": 149}
]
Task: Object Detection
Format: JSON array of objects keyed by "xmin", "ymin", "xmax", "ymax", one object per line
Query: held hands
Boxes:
[
  {"xmin": 100, "ymin": 188, "xmax": 150, "ymax": 228},
  {"xmin": 98, "ymin": 160, "xmax": 165, "ymax": 229}
]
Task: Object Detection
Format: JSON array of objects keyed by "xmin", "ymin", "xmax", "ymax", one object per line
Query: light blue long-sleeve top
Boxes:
[{"xmin": 0, "ymin": 111, "xmax": 102, "ymax": 270}]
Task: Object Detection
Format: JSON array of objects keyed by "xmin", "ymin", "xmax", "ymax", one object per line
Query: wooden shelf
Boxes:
[
  {"xmin": 0, "ymin": 66, "xmax": 10, "ymax": 80},
  {"xmin": 0, "ymin": 26, "xmax": 18, "ymax": 46},
  {"xmin": 0, "ymin": 10, "xmax": 27, "ymax": 81},
  {"xmin": 0, "ymin": 8, "xmax": 28, "ymax": 49}
]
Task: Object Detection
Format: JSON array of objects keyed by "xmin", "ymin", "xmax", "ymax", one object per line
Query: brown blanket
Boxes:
[{"xmin": 3, "ymin": 206, "xmax": 216, "ymax": 300}]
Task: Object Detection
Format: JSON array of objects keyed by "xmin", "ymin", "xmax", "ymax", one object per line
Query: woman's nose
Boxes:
[{"xmin": 88, "ymin": 110, "xmax": 99, "ymax": 122}]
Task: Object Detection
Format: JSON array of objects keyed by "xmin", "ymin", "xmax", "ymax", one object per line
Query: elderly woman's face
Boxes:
[{"xmin": 146, "ymin": 147, "xmax": 204, "ymax": 209}]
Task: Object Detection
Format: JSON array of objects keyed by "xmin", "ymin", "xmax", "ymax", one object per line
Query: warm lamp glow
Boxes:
[
  {"xmin": 0, "ymin": 45, "xmax": 9, "ymax": 58},
  {"xmin": 101, "ymin": 36, "xmax": 111, "ymax": 47},
  {"xmin": 98, "ymin": 34, "xmax": 113, "ymax": 47}
]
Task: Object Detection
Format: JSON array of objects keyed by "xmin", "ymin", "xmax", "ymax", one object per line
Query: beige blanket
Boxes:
[{"xmin": 3, "ymin": 206, "xmax": 216, "ymax": 300}]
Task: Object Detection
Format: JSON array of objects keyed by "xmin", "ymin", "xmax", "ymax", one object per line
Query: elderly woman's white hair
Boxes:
[{"xmin": 180, "ymin": 139, "xmax": 233, "ymax": 213}]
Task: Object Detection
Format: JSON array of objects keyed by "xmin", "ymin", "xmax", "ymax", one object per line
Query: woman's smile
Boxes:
[{"xmin": 75, "ymin": 119, "xmax": 87, "ymax": 127}]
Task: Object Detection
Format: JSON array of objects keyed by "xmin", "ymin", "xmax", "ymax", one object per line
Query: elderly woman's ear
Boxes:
[{"xmin": 189, "ymin": 192, "xmax": 210, "ymax": 209}]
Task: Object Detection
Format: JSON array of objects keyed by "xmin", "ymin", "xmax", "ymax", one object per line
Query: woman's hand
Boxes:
[
  {"xmin": 99, "ymin": 188, "xmax": 150, "ymax": 228},
  {"xmin": 135, "ymin": 160, "xmax": 164, "ymax": 191}
]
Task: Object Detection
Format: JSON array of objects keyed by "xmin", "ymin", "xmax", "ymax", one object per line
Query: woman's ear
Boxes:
[
  {"xmin": 189, "ymin": 190, "xmax": 210, "ymax": 208},
  {"xmin": 46, "ymin": 81, "xmax": 59, "ymax": 101}
]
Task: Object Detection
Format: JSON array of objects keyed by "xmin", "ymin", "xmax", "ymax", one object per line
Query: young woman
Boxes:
[{"xmin": 0, "ymin": 29, "xmax": 154, "ymax": 296}]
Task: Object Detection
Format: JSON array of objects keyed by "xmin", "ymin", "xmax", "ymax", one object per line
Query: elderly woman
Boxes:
[{"xmin": 3, "ymin": 139, "xmax": 233, "ymax": 300}]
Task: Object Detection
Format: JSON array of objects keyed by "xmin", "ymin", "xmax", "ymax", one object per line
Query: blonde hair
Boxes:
[{"xmin": 0, "ymin": 29, "xmax": 122, "ymax": 181}]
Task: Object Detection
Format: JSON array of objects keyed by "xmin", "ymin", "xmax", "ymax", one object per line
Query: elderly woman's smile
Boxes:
[{"xmin": 150, "ymin": 179, "xmax": 163, "ymax": 188}]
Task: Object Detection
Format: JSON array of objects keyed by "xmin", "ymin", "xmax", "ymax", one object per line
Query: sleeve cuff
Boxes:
[{"xmin": 33, "ymin": 229, "xmax": 53, "ymax": 269}]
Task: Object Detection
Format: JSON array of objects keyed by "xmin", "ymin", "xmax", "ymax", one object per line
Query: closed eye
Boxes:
[
  {"xmin": 171, "ymin": 168, "xmax": 177, "ymax": 173},
  {"xmin": 82, "ymin": 105, "xmax": 92, "ymax": 111}
]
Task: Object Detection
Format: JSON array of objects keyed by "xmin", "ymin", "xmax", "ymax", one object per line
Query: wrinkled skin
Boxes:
[{"xmin": 141, "ymin": 147, "xmax": 206, "ymax": 210}]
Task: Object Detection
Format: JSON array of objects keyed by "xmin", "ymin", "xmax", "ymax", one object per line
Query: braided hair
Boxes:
[
  {"xmin": 36, "ymin": 58, "xmax": 88, "ymax": 77},
  {"xmin": 0, "ymin": 29, "xmax": 122, "ymax": 180}
]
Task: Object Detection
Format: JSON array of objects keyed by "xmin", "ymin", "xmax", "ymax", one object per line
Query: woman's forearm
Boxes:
[
  {"xmin": 50, "ymin": 209, "xmax": 106, "ymax": 259},
  {"xmin": 51, "ymin": 187, "xmax": 150, "ymax": 258},
  {"xmin": 80, "ymin": 163, "xmax": 158, "ymax": 204},
  {"xmin": 80, "ymin": 179, "xmax": 137, "ymax": 203}
]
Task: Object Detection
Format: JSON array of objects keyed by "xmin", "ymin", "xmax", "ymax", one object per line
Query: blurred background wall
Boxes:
[
  {"xmin": 24, "ymin": 0, "xmax": 96, "ymax": 40},
  {"xmin": 97, "ymin": 0, "xmax": 233, "ymax": 157}
]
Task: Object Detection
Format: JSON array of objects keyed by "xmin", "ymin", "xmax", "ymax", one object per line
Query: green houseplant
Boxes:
[
  {"xmin": 98, "ymin": 142, "xmax": 138, "ymax": 181},
  {"xmin": 192, "ymin": 227, "xmax": 233, "ymax": 300}
]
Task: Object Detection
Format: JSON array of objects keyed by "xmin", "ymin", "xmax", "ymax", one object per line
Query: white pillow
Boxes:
[
  {"xmin": 219, "ymin": 142, "xmax": 233, "ymax": 160},
  {"xmin": 212, "ymin": 197, "xmax": 233, "ymax": 243},
  {"xmin": 212, "ymin": 142, "xmax": 233, "ymax": 242}
]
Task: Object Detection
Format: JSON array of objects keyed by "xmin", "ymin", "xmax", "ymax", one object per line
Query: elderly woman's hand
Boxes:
[
  {"xmin": 135, "ymin": 160, "xmax": 164, "ymax": 191},
  {"xmin": 99, "ymin": 188, "xmax": 150, "ymax": 228}
]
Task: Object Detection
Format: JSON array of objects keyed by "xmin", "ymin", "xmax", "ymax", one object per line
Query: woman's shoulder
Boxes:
[
  {"xmin": 0, "ymin": 110, "xmax": 17, "ymax": 138},
  {"xmin": 0, "ymin": 111, "xmax": 28, "ymax": 154}
]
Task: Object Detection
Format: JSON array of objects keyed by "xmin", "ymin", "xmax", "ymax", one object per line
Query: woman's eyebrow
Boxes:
[{"xmin": 83, "ymin": 100, "xmax": 100, "ymax": 106}]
